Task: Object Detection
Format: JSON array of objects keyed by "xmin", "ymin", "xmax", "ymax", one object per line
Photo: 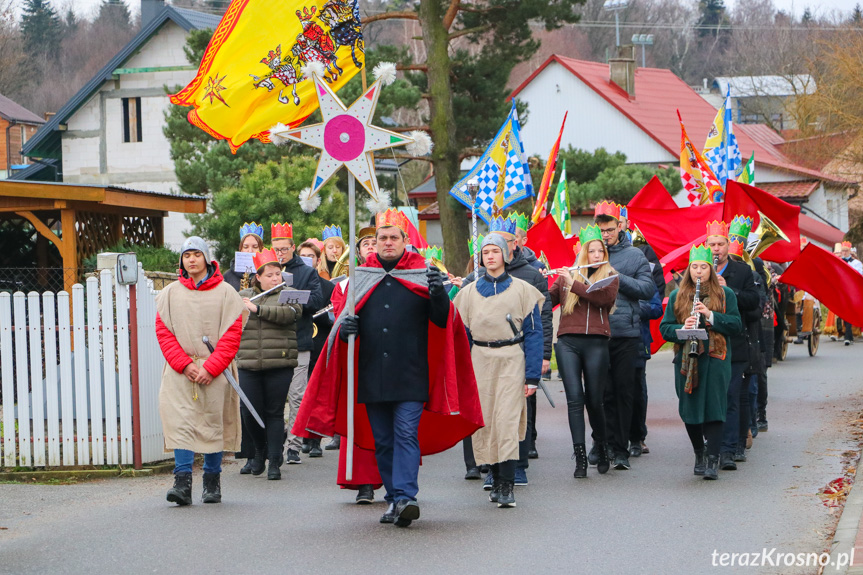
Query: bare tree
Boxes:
[{"xmin": 0, "ymin": 0, "xmax": 27, "ymax": 99}]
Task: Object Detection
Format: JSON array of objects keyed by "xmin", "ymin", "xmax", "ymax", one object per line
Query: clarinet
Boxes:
[{"xmin": 688, "ymin": 277, "xmax": 702, "ymax": 358}]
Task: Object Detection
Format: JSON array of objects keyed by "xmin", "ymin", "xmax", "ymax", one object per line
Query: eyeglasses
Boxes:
[
  {"xmin": 599, "ymin": 227, "xmax": 618, "ymax": 235},
  {"xmin": 273, "ymin": 247, "xmax": 292, "ymax": 254}
]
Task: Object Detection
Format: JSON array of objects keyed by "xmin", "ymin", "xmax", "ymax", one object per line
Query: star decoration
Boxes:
[
  {"xmin": 203, "ymin": 73, "xmax": 229, "ymax": 107},
  {"xmin": 273, "ymin": 74, "xmax": 413, "ymax": 200}
]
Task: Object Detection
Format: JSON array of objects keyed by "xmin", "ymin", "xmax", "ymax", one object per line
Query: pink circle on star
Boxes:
[{"xmin": 324, "ymin": 115, "xmax": 365, "ymax": 162}]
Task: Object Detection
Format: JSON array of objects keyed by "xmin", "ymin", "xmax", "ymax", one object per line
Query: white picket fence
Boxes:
[{"xmin": 0, "ymin": 266, "xmax": 166, "ymax": 468}]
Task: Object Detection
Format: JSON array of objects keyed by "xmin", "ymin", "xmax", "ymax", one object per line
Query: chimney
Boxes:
[
  {"xmin": 141, "ymin": 0, "xmax": 166, "ymax": 27},
  {"xmin": 609, "ymin": 45, "xmax": 636, "ymax": 97}
]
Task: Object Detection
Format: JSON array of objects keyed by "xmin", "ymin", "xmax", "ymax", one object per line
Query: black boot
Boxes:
[
  {"xmin": 497, "ymin": 480, "xmax": 516, "ymax": 508},
  {"xmin": 693, "ymin": 449, "xmax": 706, "ymax": 476},
  {"xmin": 325, "ymin": 434, "xmax": 341, "ymax": 450},
  {"xmin": 704, "ymin": 455, "xmax": 719, "ymax": 480},
  {"xmin": 202, "ymin": 472, "xmax": 222, "ymax": 503},
  {"xmin": 596, "ymin": 442, "xmax": 610, "ymax": 475},
  {"xmin": 166, "ymin": 472, "xmax": 192, "ymax": 506},
  {"xmin": 249, "ymin": 450, "xmax": 266, "ymax": 476},
  {"xmin": 573, "ymin": 444, "xmax": 587, "ymax": 479},
  {"xmin": 240, "ymin": 459, "xmax": 254, "ymax": 474},
  {"xmin": 301, "ymin": 438, "xmax": 312, "ymax": 454},
  {"xmin": 267, "ymin": 451, "xmax": 283, "ymax": 480},
  {"xmin": 720, "ymin": 452, "xmax": 737, "ymax": 471},
  {"xmin": 309, "ymin": 438, "xmax": 323, "ymax": 458}
]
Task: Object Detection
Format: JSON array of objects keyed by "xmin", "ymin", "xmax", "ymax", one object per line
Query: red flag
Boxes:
[
  {"xmin": 404, "ymin": 215, "xmax": 428, "ymax": 249},
  {"xmin": 723, "ymin": 181, "xmax": 800, "ymax": 262},
  {"xmin": 532, "ymin": 113, "xmax": 567, "ymax": 224},
  {"xmin": 525, "ymin": 215, "xmax": 575, "ymax": 271},
  {"xmin": 627, "ymin": 203, "xmax": 723, "ymax": 260},
  {"xmin": 628, "ymin": 176, "xmax": 677, "ymax": 210},
  {"xmin": 780, "ymin": 244, "xmax": 863, "ymax": 326}
]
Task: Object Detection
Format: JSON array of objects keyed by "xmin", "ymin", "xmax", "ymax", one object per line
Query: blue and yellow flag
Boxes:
[
  {"xmin": 170, "ymin": 0, "xmax": 364, "ymax": 152},
  {"xmin": 450, "ymin": 103, "xmax": 531, "ymax": 223},
  {"xmin": 703, "ymin": 86, "xmax": 742, "ymax": 188}
]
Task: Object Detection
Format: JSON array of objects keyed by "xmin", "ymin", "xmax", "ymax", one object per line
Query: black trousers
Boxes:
[
  {"xmin": 757, "ymin": 371, "xmax": 768, "ymax": 421},
  {"xmin": 603, "ymin": 337, "xmax": 641, "ymax": 457},
  {"xmin": 491, "ymin": 460, "xmax": 516, "ymax": 483},
  {"xmin": 630, "ymin": 366, "xmax": 648, "ymax": 444},
  {"xmin": 556, "ymin": 335, "xmax": 609, "ymax": 446},
  {"xmin": 685, "ymin": 421, "xmax": 723, "ymax": 457},
  {"xmin": 238, "ymin": 367, "xmax": 293, "ymax": 460}
]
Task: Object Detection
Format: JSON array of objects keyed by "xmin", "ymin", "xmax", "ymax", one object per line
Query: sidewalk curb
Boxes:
[
  {"xmin": 0, "ymin": 461, "xmax": 174, "ymax": 482},
  {"xmin": 829, "ymin": 455, "xmax": 863, "ymax": 574}
]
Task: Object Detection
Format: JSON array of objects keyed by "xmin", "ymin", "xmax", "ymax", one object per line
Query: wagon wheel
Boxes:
[{"xmin": 809, "ymin": 309, "xmax": 822, "ymax": 357}]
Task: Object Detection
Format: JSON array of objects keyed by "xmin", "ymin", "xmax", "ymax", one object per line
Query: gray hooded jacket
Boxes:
[{"xmin": 606, "ymin": 232, "xmax": 655, "ymax": 338}]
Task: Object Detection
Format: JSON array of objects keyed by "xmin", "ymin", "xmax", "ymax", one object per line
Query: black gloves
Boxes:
[
  {"xmin": 427, "ymin": 265, "xmax": 445, "ymax": 297},
  {"xmin": 339, "ymin": 315, "xmax": 359, "ymax": 342}
]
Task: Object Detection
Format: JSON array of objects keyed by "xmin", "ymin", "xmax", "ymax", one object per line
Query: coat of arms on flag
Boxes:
[
  {"xmin": 703, "ymin": 86, "xmax": 742, "ymax": 188},
  {"xmin": 450, "ymin": 103, "xmax": 532, "ymax": 223},
  {"xmin": 170, "ymin": 0, "xmax": 365, "ymax": 153}
]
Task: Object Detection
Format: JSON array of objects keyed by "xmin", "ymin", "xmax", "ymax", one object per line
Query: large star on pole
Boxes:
[{"xmin": 275, "ymin": 75, "xmax": 413, "ymax": 200}]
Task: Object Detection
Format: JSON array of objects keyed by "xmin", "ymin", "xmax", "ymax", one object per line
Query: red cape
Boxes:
[{"xmin": 292, "ymin": 251, "xmax": 483, "ymax": 456}]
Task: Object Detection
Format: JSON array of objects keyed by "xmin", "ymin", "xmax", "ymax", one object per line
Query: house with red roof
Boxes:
[
  {"xmin": 0, "ymin": 93, "xmax": 44, "ymax": 180},
  {"xmin": 510, "ymin": 50, "xmax": 853, "ymax": 247}
]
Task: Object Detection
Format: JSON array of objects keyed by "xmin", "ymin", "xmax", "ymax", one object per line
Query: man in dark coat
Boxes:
[
  {"xmin": 707, "ymin": 222, "xmax": 760, "ymax": 471},
  {"xmin": 338, "ymin": 212, "xmax": 454, "ymax": 527},
  {"xmin": 594, "ymin": 203, "xmax": 655, "ymax": 470},
  {"xmin": 272, "ymin": 224, "xmax": 324, "ymax": 464}
]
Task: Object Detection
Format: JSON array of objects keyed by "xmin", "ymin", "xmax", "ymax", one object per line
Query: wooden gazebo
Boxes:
[{"xmin": 0, "ymin": 181, "xmax": 206, "ymax": 293}]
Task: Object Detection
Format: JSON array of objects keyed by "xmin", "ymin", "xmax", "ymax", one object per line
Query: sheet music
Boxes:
[
  {"xmin": 586, "ymin": 274, "xmax": 618, "ymax": 293},
  {"xmin": 278, "ymin": 290, "xmax": 311, "ymax": 305},
  {"xmin": 675, "ymin": 328, "xmax": 708, "ymax": 340},
  {"xmin": 234, "ymin": 252, "xmax": 256, "ymax": 274}
]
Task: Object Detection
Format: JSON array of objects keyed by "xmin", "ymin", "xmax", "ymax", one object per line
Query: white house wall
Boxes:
[
  {"xmin": 516, "ymin": 61, "xmax": 675, "ymax": 164},
  {"xmin": 60, "ymin": 20, "xmax": 197, "ymax": 250}
]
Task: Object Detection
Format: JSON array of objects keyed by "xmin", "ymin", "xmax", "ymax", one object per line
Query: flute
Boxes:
[
  {"xmin": 249, "ymin": 282, "xmax": 287, "ymax": 302},
  {"xmin": 541, "ymin": 261, "xmax": 608, "ymax": 277},
  {"xmin": 312, "ymin": 303, "xmax": 334, "ymax": 318}
]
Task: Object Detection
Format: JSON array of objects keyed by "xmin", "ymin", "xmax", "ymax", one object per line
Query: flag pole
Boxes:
[
  {"xmin": 346, "ymin": 172, "xmax": 357, "ymax": 481},
  {"xmin": 468, "ymin": 181, "xmax": 480, "ymax": 277}
]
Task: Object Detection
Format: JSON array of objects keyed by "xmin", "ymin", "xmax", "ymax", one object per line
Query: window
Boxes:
[{"xmin": 122, "ymin": 97, "xmax": 142, "ymax": 143}]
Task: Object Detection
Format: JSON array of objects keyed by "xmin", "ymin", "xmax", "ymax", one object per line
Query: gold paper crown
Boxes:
[
  {"xmin": 376, "ymin": 209, "xmax": 409, "ymax": 234},
  {"xmin": 594, "ymin": 201, "xmax": 621, "ymax": 220},
  {"xmin": 706, "ymin": 220, "xmax": 729, "ymax": 238},
  {"xmin": 253, "ymin": 248, "xmax": 280, "ymax": 271},
  {"xmin": 842, "ymin": 241, "xmax": 853, "ymax": 249},
  {"xmin": 271, "ymin": 222, "xmax": 293, "ymax": 240}
]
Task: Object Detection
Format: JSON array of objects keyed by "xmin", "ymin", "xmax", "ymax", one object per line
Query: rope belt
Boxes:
[{"xmin": 472, "ymin": 335, "xmax": 524, "ymax": 348}]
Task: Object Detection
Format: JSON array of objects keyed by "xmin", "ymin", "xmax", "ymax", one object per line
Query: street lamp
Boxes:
[
  {"xmin": 603, "ymin": 0, "xmax": 629, "ymax": 47},
  {"xmin": 631, "ymin": 34, "xmax": 654, "ymax": 67}
]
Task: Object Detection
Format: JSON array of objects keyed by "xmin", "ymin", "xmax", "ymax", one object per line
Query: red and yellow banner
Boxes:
[{"xmin": 171, "ymin": 0, "xmax": 365, "ymax": 152}]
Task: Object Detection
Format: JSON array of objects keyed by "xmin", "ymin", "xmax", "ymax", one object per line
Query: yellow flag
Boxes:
[{"xmin": 170, "ymin": 0, "xmax": 365, "ymax": 153}]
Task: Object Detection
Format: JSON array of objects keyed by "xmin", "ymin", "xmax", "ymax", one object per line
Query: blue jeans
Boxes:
[
  {"xmin": 748, "ymin": 374, "xmax": 759, "ymax": 437},
  {"xmin": 722, "ymin": 362, "xmax": 746, "ymax": 454},
  {"xmin": 173, "ymin": 449, "xmax": 223, "ymax": 474},
  {"xmin": 365, "ymin": 401, "xmax": 423, "ymax": 504}
]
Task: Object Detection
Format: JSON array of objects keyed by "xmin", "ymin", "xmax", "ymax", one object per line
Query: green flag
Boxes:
[
  {"xmin": 551, "ymin": 160, "xmax": 571, "ymax": 234},
  {"xmin": 737, "ymin": 152, "xmax": 755, "ymax": 185}
]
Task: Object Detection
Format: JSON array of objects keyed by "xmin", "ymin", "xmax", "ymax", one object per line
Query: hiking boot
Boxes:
[
  {"xmin": 201, "ymin": 472, "xmax": 221, "ymax": 503},
  {"xmin": 166, "ymin": 472, "xmax": 192, "ymax": 506}
]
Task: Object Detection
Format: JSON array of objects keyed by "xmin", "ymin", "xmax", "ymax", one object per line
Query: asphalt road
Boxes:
[{"xmin": 2, "ymin": 339, "xmax": 862, "ymax": 575}]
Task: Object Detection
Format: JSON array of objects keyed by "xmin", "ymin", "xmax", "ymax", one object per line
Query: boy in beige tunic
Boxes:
[
  {"xmin": 155, "ymin": 237, "xmax": 248, "ymax": 505},
  {"xmin": 454, "ymin": 234, "xmax": 544, "ymax": 508}
]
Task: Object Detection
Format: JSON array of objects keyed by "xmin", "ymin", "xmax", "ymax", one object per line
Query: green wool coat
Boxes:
[
  {"xmin": 659, "ymin": 286, "xmax": 743, "ymax": 425},
  {"xmin": 237, "ymin": 287, "xmax": 302, "ymax": 371}
]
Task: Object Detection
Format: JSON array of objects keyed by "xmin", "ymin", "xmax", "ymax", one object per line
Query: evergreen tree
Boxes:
[
  {"xmin": 801, "ymin": 7, "xmax": 812, "ymax": 23},
  {"xmin": 851, "ymin": 3, "xmax": 862, "ymax": 24},
  {"xmin": 20, "ymin": 0, "xmax": 61, "ymax": 59},
  {"xmin": 96, "ymin": 0, "xmax": 132, "ymax": 28}
]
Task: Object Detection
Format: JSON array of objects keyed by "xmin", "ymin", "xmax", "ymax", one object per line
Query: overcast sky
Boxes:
[{"xmin": 18, "ymin": 0, "xmax": 863, "ymax": 23}]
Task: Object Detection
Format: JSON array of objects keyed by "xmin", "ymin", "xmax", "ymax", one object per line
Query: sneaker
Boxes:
[
  {"xmin": 482, "ymin": 472, "xmax": 495, "ymax": 491},
  {"xmin": 488, "ymin": 480, "xmax": 501, "ymax": 503},
  {"xmin": 845, "ymin": 340, "xmax": 853, "ymax": 346},
  {"xmin": 527, "ymin": 448, "xmax": 539, "ymax": 459},
  {"xmin": 613, "ymin": 454, "xmax": 630, "ymax": 470},
  {"xmin": 497, "ymin": 481, "xmax": 516, "ymax": 508},
  {"xmin": 588, "ymin": 444, "xmax": 600, "ymax": 466},
  {"xmin": 829, "ymin": 335, "xmax": 838, "ymax": 341},
  {"xmin": 514, "ymin": 468, "xmax": 528, "ymax": 486},
  {"xmin": 757, "ymin": 420, "xmax": 768, "ymax": 432},
  {"xmin": 629, "ymin": 442, "xmax": 642, "ymax": 458},
  {"xmin": 285, "ymin": 449, "xmax": 302, "ymax": 464}
]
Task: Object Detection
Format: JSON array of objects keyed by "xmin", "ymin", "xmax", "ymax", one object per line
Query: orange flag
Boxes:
[
  {"xmin": 678, "ymin": 111, "xmax": 723, "ymax": 206},
  {"xmin": 531, "ymin": 112, "xmax": 567, "ymax": 224}
]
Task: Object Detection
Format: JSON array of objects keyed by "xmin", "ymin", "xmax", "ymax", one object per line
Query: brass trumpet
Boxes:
[{"xmin": 748, "ymin": 211, "xmax": 790, "ymax": 259}]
